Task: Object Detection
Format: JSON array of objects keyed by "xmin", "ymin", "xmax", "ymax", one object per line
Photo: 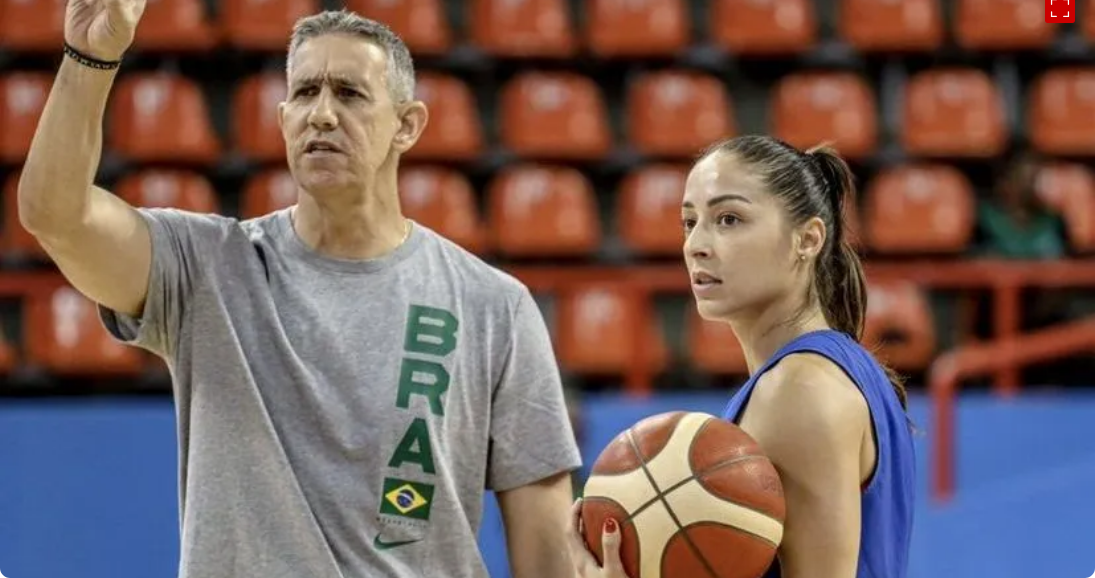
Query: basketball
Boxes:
[{"xmin": 580, "ymin": 411, "xmax": 786, "ymax": 578}]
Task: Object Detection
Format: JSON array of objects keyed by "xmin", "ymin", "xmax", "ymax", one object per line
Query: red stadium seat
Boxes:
[
  {"xmin": 25, "ymin": 285, "xmax": 144, "ymax": 375},
  {"xmin": 586, "ymin": 0, "xmax": 690, "ymax": 57},
  {"xmin": 221, "ymin": 0, "xmax": 318, "ymax": 51},
  {"xmin": 108, "ymin": 72, "xmax": 220, "ymax": 164},
  {"xmin": 398, "ymin": 166, "xmax": 487, "ymax": 254},
  {"xmin": 839, "ymin": 0, "xmax": 943, "ymax": 52},
  {"xmin": 1028, "ymin": 68, "xmax": 1095, "ymax": 156},
  {"xmin": 240, "ymin": 169, "xmax": 298, "ymax": 219},
  {"xmin": 863, "ymin": 280, "xmax": 936, "ymax": 372},
  {"xmin": 626, "ymin": 70, "xmax": 734, "ymax": 158},
  {"xmin": 0, "ymin": 0, "xmax": 64, "ymax": 51},
  {"xmin": 955, "ymin": 0, "xmax": 1055, "ymax": 50},
  {"xmin": 0, "ymin": 72, "xmax": 51, "ymax": 164},
  {"xmin": 132, "ymin": 0, "xmax": 218, "ymax": 52},
  {"xmin": 1, "ymin": 171, "xmax": 49, "ymax": 262},
  {"xmin": 345, "ymin": 0, "xmax": 452, "ymax": 55},
  {"xmin": 863, "ymin": 164, "xmax": 975, "ymax": 254},
  {"xmin": 901, "ymin": 69, "xmax": 1007, "ymax": 158},
  {"xmin": 616, "ymin": 164, "xmax": 689, "ymax": 256},
  {"xmin": 771, "ymin": 72, "xmax": 878, "ymax": 159},
  {"xmin": 232, "ymin": 72, "xmax": 288, "ymax": 162},
  {"xmin": 469, "ymin": 0, "xmax": 577, "ymax": 57},
  {"xmin": 710, "ymin": 0, "xmax": 817, "ymax": 55},
  {"xmin": 114, "ymin": 170, "xmax": 221, "ymax": 214},
  {"xmin": 487, "ymin": 164, "xmax": 601, "ymax": 258},
  {"xmin": 405, "ymin": 73, "xmax": 483, "ymax": 161},
  {"xmin": 686, "ymin": 307, "xmax": 748, "ymax": 376},
  {"xmin": 1036, "ymin": 162, "xmax": 1095, "ymax": 253},
  {"xmin": 499, "ymin": 72, "xmax": 611, "ymax": 160},
  {"xmin": 555, "ymin": 285, "xmax": 668, "ymax": 376}
]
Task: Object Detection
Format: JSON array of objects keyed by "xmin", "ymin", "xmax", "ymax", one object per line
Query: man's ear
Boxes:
[{"xmin": 392, "ymin": 100, "xmax": 429, "ymax": 154}]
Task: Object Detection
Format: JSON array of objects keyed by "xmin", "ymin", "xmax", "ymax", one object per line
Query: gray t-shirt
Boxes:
[{"xmin": 99, "ymin": 207, "xmax": 582, "ymax": 578}]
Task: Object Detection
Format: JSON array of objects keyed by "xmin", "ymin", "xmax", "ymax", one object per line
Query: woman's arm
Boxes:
[{"xmin": 738, "ymin": 354, "xmax": 872, "ymax": 578}]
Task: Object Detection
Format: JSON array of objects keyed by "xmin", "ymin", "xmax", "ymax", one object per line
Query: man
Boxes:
[{"xmin": 18, "ymin": 3, "xmax": 582, "ymax": 577}]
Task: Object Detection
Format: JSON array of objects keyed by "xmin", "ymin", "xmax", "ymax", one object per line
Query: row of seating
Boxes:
[
  {"xmin": 3, "ymin": 66, "xmax": 1095, "ymax": 166},
  {"xmin": 0, "ymin": 278, "xmax": 935, "ymax": 378},
  {"xmin": 1, "ymin": 0, "xmax": 1092, "ymax": 55},
  {"xmin": 3, "ymin": 160, "xmax": 1093, "ymax": 259}
]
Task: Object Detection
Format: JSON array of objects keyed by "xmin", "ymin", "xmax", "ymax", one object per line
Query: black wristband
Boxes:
[{"xmin": 63, "ymin": 42, "xmax": 122, "ymax": 70}]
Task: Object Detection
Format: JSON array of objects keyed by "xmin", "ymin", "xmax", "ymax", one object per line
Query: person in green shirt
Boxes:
[{"xmin": 974, "ymin": 150, "xmax": 1069, "ymax": 260}]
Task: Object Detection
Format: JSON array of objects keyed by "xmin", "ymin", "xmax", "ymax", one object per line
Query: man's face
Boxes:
[{"xmin": 278, "ymin": 34, "xmax": 422, "ymax": 196}]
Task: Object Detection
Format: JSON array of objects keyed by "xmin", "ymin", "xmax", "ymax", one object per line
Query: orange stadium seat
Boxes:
[
  {"xmin": 487, "ymin": 165, "xmax": 601, "ymax": 257},
  {"xmin": 771, "ymin": 72, "xmax": 878, "ymax": 160},
  {"xmin": 555, "ymin": 285, "xmax": 668, "ymax": 375},
  {"xmin": 901, "ymin": 69, "xmax": 1007, "ymax": 158},
  {"xmin": 469, "ymin": 0, "xmax": 577, "ymax": 57},
  {"xmin": 1086, "ymin": 0, "xmax": 1095, "ymax": 42},
  {"xmin": 686, "ymin": 307, "xmax": 748, "ymax": 376},
  {"xmin": 955, "ymin": 0, "xmax": 1055, "ymax": 50},
  {"xmin": 1036, "ymin": 162, "xmax": 1095, "ymax": 253},
  {"xmin": 710, "ymin": 0, "xmax": 817, "ymax": 55},
  {"xmin": 345, "ymin": 0, "xmax": 452, "ymax": 55},
  {"xmin": 221, "ymin": 0, "xmax": 318, "ymax": 50},
  {"xmin": 616, "ymin": 164, "xmax": 689, "ymax": 256},
  {"xmin": 132, "ymin": 0, "xmax": 218, "ymax": 52},
  {"xmin": 863, "ymin": 164, "xmax": 975, "ymax": 254},
  {"xmin": 0, "ymin": 325, "xmax": 17, "ymax": 375},
  {"xmin": 499, "ymin": 73, "xmax": 611, "ymax": 160},
  {"xmin": 586, "ymin": 0, "xmax": 689, "ymax": 57},
  {"xmin": 114, "ymin": 170, "xmax": 221, "ymax": 214},
  {"xmin": 404, "ymin": 73, "xmax": 483, "ymax": 161},
  {"xmin": 233, "ymin": 72, "xmax": 288, "ymax": 163},
  {"xmin": 0, "ymin": 0, "xmax": 64, "ymax": 51},
  {"xmin": 839, "ymin": 0, "xmax": 943, "ymax": 52},
  {"xmin": 240, "ymin": 169, "xmax": 298, "ymax": 219},
  {"xmin": 0, "ymin": 72, "xmax": 51, "ymax": 164},
  {"xmin": 863, "ymin": 280, "xmax": 936, "ymax": 372},
  {"xmin": 398, "ymin": 166, "xmax": 486, "ymax": 254},
  {"xmin": 626, "ymin": 70, "xmax": 734, "ymax": 158},
  {"xmin": 1028, "ymin": 68, "xmax": 1095, "ymax": 156},
  {"xmin": 108, "ymin": 72, "xmax": 221, "ymax": 165},
  {"xmin": 1, "ymin": 171, "xmax": 49, "ymax": 262},
  {"xmin": 25, "ymin": 285, "xmax": 144, "ymax": 375}
]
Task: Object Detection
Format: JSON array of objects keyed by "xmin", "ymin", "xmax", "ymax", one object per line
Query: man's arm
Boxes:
[
  {"xmin": 19, "ymin": 34, "xmax": 151, "ymax": 318},
  {"xmin": 497, "ymin": 471, "xmax": 576, "ymax": 578},
  {"xmin": 738, "ymin": 354, "xmax": 869, "ymax": 578},
  {"xmin": 488, "ymin": 286, "xmax": 584, "ymax": 577}
]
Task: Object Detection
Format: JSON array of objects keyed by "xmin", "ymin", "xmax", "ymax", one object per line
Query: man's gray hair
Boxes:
[{"xmin": 287, "ymin": 10, "xmax": 416, "ymax": 104}]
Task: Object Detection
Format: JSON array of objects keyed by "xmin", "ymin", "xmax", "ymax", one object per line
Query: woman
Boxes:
[{"xmin": 567, "ymin": 135, "xmax": 916, "ymax": 578}]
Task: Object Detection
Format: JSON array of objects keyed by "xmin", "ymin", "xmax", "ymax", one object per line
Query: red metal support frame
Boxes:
[{"xmin": 929, "ymin": 315, "xmax": 1095, "ymax": 503}]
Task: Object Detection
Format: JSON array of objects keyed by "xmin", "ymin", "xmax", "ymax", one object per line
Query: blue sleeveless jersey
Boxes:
[{"xmin": 721, "ymin": 330, "xmax": 915, "ymax": 578}]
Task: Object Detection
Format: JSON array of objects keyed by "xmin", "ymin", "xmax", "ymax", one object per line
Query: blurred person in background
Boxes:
[
  {"xmin": 17, "ymin": 2, "xmax": 580, "ymax": 577},
  {"xmin": 974, "ymin": 148, "xmax": 1068, "ymax": 261},
  {"xmin": 570, "ymin": 136, "xmax": 916, "ymax": 578}
]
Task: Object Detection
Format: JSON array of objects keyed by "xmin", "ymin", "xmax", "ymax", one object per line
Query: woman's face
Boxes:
[{"xmin": 681, "ymin": 152, "xmax": 803, "ymax": 323}]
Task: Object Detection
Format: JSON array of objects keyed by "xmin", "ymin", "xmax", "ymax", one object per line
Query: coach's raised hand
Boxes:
[
  {"xmin": 18, "ymin": 0, "xmax": 154, "ymax": 321},
  {"xmin": 65, "ymin": 0, "xmax": 146, "ymax": 61}
]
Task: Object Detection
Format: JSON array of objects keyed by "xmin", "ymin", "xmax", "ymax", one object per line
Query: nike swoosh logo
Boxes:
[{"xmin": 373, "ymin": 535, "xmax": 421, "ymax": 550}]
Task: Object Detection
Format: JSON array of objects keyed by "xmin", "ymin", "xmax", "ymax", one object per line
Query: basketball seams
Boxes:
[{"xmin": 631, "ymin": 419, "xmax": 722, "ymax": 578}]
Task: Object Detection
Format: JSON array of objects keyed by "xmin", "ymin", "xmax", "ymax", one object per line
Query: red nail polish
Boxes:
[{"xmin": 604, "ymin": 518, "xmax": 617, "ymax": 533}]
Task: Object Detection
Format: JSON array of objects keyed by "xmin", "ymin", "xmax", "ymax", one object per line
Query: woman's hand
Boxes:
[{"xmin": 567, "ymin": 498, "xmax": 630, "ymax": 578}]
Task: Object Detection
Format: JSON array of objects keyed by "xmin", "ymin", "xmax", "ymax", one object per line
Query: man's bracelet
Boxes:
[{"xmin": 63, "ymin": 42, "xmax": 122, "ymax": 71}]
